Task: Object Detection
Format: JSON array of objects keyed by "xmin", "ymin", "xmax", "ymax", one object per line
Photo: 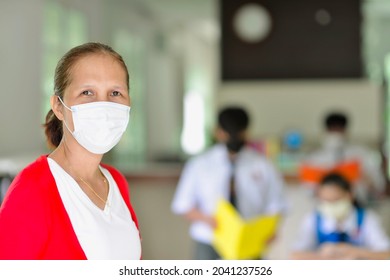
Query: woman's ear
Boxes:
[{"xmin": 50, "ymin": 95, "xmax": 64, "ymax": 121}]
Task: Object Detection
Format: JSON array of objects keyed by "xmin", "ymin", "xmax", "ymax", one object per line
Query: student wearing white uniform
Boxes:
[
  {"xmin": 291, "ymin": 173, "xmax": 390, "ymax": 260},
  {"xmin": 172, "ymin": 107, "xmax": 287, "ymax": 259},
  {"xmin": 304, "ymin": 112, "xmax": 386, "ymax": 204}
]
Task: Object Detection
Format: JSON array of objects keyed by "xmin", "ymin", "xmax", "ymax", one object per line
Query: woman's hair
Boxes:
[
  {"xmin": 43, "ymin": 42, "xmax": 129, "ymax": 148},
  {"xmin": 319, "ymin": 173, "xmax": 352, "ymax": 193}
]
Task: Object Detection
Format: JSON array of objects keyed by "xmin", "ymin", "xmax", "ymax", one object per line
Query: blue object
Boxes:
[
  {"xmin": 283, "ymin": 130, "xmax": 303, "ymax": 150},
  {"xmin": 315, "ymin": 208, "xmax": 365, "ymax": 246}
]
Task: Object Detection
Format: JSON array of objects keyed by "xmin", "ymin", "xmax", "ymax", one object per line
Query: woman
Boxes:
[
  {"xmin": 290, "ymin": 173, "xmax": 390, "ymax": 260},
  {"xmin": 0, "ymin": 42, "xmax": 141, "ymax": 260}
]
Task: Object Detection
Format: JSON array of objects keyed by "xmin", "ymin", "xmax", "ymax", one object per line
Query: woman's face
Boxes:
[
  {"xmin": 52, "ymin": 53, "xmax": 130, "ymax": 131},
  {"xmin": 64, "ymin": 53, "xmax": 130, "ymax": 107}
]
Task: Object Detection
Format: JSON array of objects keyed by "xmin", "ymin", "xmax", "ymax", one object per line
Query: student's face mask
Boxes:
[
  {"xmin": 318, "ymin": 199, "xmax": 353, "ymax": 221},
  {"xmin": 58, "ymin": 96, "xmax": 130, "ymax": 154},
  {"xmin": 323, "ymin": 132, "xmax": 346, "ymax": 150},
  {"xmin": 226, "ymin": 137, "xmax": 246, "ymax": 153}
]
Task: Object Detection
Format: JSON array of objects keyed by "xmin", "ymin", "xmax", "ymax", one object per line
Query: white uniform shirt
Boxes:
[
  {"xmin": 171, "ymin": 144, "xmax": 287, "ymax": 244},
  {"xmin": 48, "ymin": 158, "xmax": 141, "ymax": 260},
  {"xmin": 292, "ymin": 209, "xmax": 390, "ymax": 252}
]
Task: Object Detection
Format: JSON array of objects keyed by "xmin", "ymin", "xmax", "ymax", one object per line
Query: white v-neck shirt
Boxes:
[{"xmin": 48, "ymin": 158, "xmax": 141, "ymax": 260}]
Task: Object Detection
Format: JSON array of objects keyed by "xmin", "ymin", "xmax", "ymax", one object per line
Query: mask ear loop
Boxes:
[
  {"xmin": 57, "ymin": 96, "xmax": 75, "ymax": 134},
  {"xmin": 57, "ymin": 96, "xmax": 72, "ymax": 111}
]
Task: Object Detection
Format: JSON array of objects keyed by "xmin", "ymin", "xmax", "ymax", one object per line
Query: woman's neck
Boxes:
[{"xmin": 49, "ymin": 140, "xmax": 103, "ymax": 181}]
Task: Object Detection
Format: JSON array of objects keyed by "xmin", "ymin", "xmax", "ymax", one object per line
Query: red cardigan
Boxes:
[{"xmin": 0, "ymin": 155, "xmax": 140, "ymax": 260}]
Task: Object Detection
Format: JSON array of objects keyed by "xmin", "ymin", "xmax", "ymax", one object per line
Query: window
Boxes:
[
  {"xmin": 41, "ymin": 0, "xmax": 87, "ymax": 120},
  {"xmin": 181, "ymin": 34, "xmax": 216, "ymax": 156},
  {"xmin": 363, "ymin": 0, "xmax": 390, "ymax": 82},
  {"xmin": 111, "ymin": 30, "xmax": 147, "ymax": 165}
]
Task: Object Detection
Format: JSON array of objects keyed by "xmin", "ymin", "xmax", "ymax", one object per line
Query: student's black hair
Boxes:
[
  {"xmin": 324, "ymin": 112, "xmax": 348, "ymax": 130},
  {"xmin": 320, "ymin": 173, "xmax": 352, "ymax": 193},
  {"xmin": 319, "ymin": 172, "xmax": 361, "ymax": 208},
  {"xmin": 218, "ymin": 107, "xmax": 250, "ymax": 135}
]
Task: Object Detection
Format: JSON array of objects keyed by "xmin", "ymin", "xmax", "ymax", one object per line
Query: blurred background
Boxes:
[{"xmin": 1, "ymin": 0, "xmax": 390, "ymax": 259}]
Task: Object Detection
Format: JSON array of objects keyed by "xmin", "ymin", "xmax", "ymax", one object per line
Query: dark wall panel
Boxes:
[{"xmin": 221, "ymin": 0, "xmax": 362, "ymax": 80}]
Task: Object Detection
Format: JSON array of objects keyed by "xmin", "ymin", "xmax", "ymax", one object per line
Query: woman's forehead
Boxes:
[{"xmin": 68, "ymin": 53, "xmax": 127, "ymax": 86}]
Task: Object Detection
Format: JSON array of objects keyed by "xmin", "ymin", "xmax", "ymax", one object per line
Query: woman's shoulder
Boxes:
[
  {"xmin": 1, "ymin": 155, "xmax": 55, "ymax": 211},
  {"xmin": 360, "ymin": 208, "xmax": 382, "ymax": 224},
  {"xmin": 11, "ymin": 155, "xmax": 53, "ymax": 188}
]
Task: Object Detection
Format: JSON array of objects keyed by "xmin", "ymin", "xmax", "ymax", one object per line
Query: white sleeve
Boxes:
[
  {"xmin": 356, "ymin": 147, "xmax": 385, "ymax": 193},
  {"xmin": 171, "ymin": 159, "xmax": 199, "ymax": 215},
  {"xmin": 263, "ymin": 161, "xmax": 288, "ymax": 215},
  {"xmin": 361, "ymin": 210, "xmax": 390, "ymax": 251},
  {"xmin": 363, "ymin": 153, "xmax": 386, "ymax": 193},
  {"xmin": 291, "ymin": 213, "xmax": 318, "ymax": 252}
]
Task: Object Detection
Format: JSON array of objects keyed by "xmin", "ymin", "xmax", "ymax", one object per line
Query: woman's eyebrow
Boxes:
[{"xmin": 112, "ymin": 85, "xmax": 127, "ymax": 90}]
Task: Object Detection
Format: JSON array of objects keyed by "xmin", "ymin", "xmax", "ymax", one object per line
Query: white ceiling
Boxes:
[{"xmin": 135, "ymin": 0, "xmax": 219, "ymax": 42}]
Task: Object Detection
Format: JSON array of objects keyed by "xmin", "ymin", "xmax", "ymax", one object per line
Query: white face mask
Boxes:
[
  {"xmin": 317, "ymin": 199, "xmax": 353, "ymax": 221},
  {"xmin": 58, "ymin": 96, "xmax": 130, "ymax": 154},
  {"xmin": 323, "ymin": 132, "xmax": 346, "ymax": 150}
]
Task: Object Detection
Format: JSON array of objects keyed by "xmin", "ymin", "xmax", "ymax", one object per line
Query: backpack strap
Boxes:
[
  {"xmin": 315, "ymin": 211, "xmax": 325, "ymax": 245},
  {"xmin": 354, "ymin": 207, "xmax": 365, "ymax": 244},
  {"xmin": 356, "ymin": 207, "xmax": 364, "ymax": 230}
]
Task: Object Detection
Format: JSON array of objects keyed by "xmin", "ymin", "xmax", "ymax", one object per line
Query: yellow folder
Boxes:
[{"xmin": 213, "ymin": 199, "xmax": 280, "ymax": 260}]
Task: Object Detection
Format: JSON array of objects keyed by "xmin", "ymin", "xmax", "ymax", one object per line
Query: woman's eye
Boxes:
[
  {"xmin": 111, "ymin": 91, "xmax": 121, "ymax": 96},
  {"xmin": 81, "ymin": 90, "xmax": 93, "ymax": 96}
]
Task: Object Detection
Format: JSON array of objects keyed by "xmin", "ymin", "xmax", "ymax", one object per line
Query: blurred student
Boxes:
[
  {"xmin": 0, "ymin": 42, "xmax": 141, "ymax": 259},
  {"xmin": 171, "ymin": 106, "xmax": 287, "ymax": 259},
  {"xmin": 291, "ymin": 173, "xmax": 390, "ymax": 260},
  {"xmin": 304, "ymin": 112, "xmax": 385, "ymax": 204}
]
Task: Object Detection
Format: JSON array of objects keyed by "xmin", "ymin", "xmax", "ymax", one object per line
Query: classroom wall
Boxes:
[
  {"xmin": 0, "ymin": 0, "xmax": 383, "ymax": 159},
  {"xmin": 217, "ymin": 79, "xmax": 383, "ymax": 146}
]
